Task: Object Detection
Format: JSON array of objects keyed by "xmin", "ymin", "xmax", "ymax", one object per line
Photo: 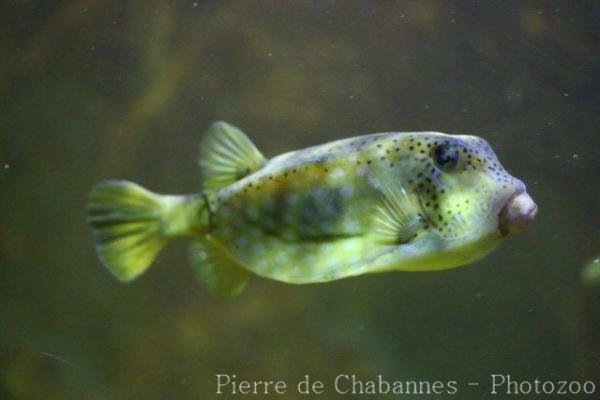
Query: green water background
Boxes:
[{"xmin": 1, "ymin": 1, "xmax": 599, "ymax": 399}]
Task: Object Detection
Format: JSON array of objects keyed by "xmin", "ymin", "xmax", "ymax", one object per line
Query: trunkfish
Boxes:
[{"xmin": 87, "ymin": 122, "xmax": 538, "ymax": 297}]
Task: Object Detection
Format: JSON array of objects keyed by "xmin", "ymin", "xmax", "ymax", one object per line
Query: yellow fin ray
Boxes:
[
  {"xmin": 371, "ymin": 169, "xmax": 425, "ymax": 244},
  {"xmin": 190, "ymin": 237, "xmax": 250, "ymax": 299},
  {"xmin": 88, "ymin": 180, "xmax": 205, "ymax": 281},
  {"xmin": 199, "ymin": 121, "xmax": 267, "ymax": 190}
]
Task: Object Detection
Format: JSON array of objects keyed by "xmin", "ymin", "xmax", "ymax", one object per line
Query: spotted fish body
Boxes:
[
  {"xmin": 209, "ymin": 131, "xmax": 517, "ymax": 283},
  {"xmin": 88, "ymin": 122, "xmax": 537, "ymax": 297}
]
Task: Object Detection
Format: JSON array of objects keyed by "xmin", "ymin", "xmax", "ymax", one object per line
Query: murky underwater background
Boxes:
[{"xmin": 1, "ymin": 1, "xmax": 599, "ymax": 399}]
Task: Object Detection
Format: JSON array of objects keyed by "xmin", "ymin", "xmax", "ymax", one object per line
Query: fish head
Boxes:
[{"xmin": 406, "ymin": 133, "xmax": 537, "ymax": 264}]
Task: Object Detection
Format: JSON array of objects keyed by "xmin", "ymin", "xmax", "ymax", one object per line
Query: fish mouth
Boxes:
[
  {"xmin": 415, "ymin": 184, "xmax": 538, "ymax": 241},
  {"xmin": 498, "ymin": 186, "xmax": 538, "ymax": 236}
]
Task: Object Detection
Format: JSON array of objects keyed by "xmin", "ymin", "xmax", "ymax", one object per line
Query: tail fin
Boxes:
[{"xmin": 87, "ymin": 180, "xmax": 206, "ymax": 282}]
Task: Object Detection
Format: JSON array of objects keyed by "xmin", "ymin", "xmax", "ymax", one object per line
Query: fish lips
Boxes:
[{"xmin": 498, "ymin": 185, "xmax": 538, "ymax": 236}]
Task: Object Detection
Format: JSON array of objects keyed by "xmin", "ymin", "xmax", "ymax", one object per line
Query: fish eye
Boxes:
[{"xmin": 433, "ymin": 145, "xmax": 460, "ymax": 170}]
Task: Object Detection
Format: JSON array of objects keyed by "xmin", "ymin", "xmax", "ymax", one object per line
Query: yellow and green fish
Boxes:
[{"xmin": 88, "ymin": 122, "xmax": 538, "ymax": 297}]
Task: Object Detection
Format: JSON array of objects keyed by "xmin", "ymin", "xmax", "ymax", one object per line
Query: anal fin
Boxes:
[
  {"xmin": 199, "ymin": 121, "xmax": 267, "ymax": 190},
  {"xmin": 190, "ymin": 236, "xmax": 249, "ymax": 298}
]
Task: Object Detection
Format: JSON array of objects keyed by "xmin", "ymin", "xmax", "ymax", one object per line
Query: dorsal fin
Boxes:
[
  {"xmin": 199, "ymin": 121, "xmax": 267, "ymax": 190},
  {"xmin": 370, "ymin": 169, "xmax": 425, "ymax": 244}
]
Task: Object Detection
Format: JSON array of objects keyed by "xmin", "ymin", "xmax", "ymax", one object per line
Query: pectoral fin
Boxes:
[
  {"xmin": 190, "ymin": 237, "xmax": 249, "ymax": 298},
  {"xmin": 370, "ymin": 169, "xmax": 425, "ymax": 244}
]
